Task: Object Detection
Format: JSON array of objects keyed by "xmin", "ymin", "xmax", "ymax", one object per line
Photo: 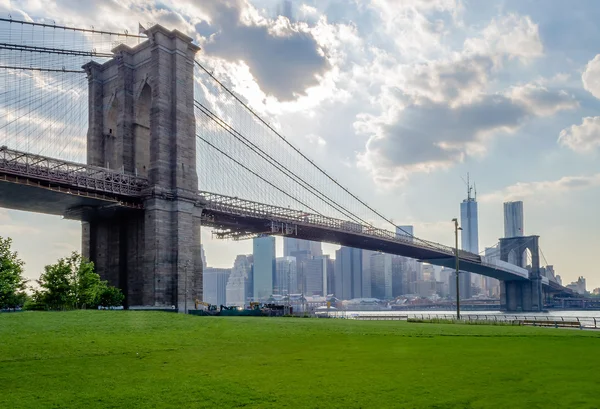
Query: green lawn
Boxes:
[{"xmin": 1, "ymin": 312, "xmax": 599, "ymax": 408}]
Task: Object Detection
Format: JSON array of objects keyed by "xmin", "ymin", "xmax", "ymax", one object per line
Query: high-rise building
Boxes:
[
  {"xmin": 404, "ymin": 258, "xmax": 422, "ymax": 294},
  {"xmin": 200, "ymin": 244, "xmax": 207, "ymax": 270},
  {"xmin": 421, "ymin": 264, "xmax": 435, "ymax": 281},
  {"xmin": 459, "ymin": 178, "xmax": 479, "ymax": 300},
  {"xmin": 283, "ymin": 237, "xmax": 322, "ymax": 258},
  {"xmin": 362, "ymin": 250, "xmax": 375, "ymax": 298},
  {"xmin": 566, "ymin": 276, "xmax": 586, "ymax": 295},
  {"xmin": 391, "ymin": 255, "xmax": 407, "ymax": 297},
  {"xmin": 303, "ymin": 256, "xmax": 328, "ymax": 296},
  {"xmin": 394, "ymin": 225, "xmax": 420, "ymax": 296},
  {"xmin": 396, "ymin": 225, "xmax": 414, "ymax": 242},
  {"xmin": 253, "ymin": 236, "xmax": 276, "ymax": 301},
  {"xmin": 326, "ymin": 257, "xmax": 335, "ymax": 296},
  {"xmin": 416, "ymin": 280, "xmax": 437, "ymax": 298},
  {"xmin": 503, "ymin": 201, "xmax": 524, "ymax": 238},
  {"xmin": 274, "ymin": 256, "xmax": 297, "ymax": 295},
  {"xmin": 226, "ymin": 254, "xmax": 253, "ymax": 306},
  {"xmin": 203, "ymin": 267, "xmax": 231, "ymax": 306},
  {"xmin": 334, "ymin": 246, "xmax": 362, "ymax": 300},
  {"xmin": 483, "ymin": 247, "xmax": 501, "ymax": 297},
  {"xmin": 371, "ymin": 252, "xmax": 392, "ymax": 299}
]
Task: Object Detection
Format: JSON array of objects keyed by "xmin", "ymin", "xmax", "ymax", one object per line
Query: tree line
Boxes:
[{"xmin": 0, "ymin": 236, "xmax": 123, "ymax": 311}]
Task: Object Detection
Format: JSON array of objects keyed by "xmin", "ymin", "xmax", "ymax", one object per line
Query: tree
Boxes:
[
  {"xmin": 0, "ymin": 236, "xmax": 27, "ymax": 310},
  {"xmin": 37, "ymin": 252, "xmax": 124, "ymax": 310},
  {"xmin": 37, "ymin": 256, "xmax": 75, "ymax": 310}
]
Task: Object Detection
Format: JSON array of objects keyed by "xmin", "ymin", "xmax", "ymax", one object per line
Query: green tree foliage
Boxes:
[
  {"xmin": 36, "ymin": 252, "xmax": 124, "ymax": 310},
  {"xmin": 0, "ymin": 236, "xmax": 28, "ymax": 310},
  {"xmin": 98, "ymin": 286, "xmax": 124, "ymax": 308}
]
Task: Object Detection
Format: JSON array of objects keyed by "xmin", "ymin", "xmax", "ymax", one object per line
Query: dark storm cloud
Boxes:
[{"xmin": 368, "ymin": 94, "xmax": 528, "ymax": 167}]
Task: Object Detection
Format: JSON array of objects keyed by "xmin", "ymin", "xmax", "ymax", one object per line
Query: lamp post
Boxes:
[
  {"xmin": 452, "ymin": 218, "xmax": 462, "ymax": 320},
  {"xmin": 184, "ymin": 259, "xmax": 190, "ymax": 315}
]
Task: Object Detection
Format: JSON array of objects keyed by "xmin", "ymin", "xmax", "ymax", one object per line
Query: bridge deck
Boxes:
[
  {"xmin": 0, "ymin": 175, "xmax": 141, "ymax": 217},
  {"xmin": 0, "ymin": 147, "xmax": 567, "ymax": 286},
  {"xmin": 0, "ymin": 147, "xmax": 148, "ymax": 197},
  {"xmin": 197, "ymin": 191, "xmax": 534, "ymax": 281}
]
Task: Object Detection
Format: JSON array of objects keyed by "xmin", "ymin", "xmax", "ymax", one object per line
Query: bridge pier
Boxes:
[
  {"xmin": 82, "ymin": 25, "xmax": 202, "ymax": 311},
  {"xmin": 500, "ymin": 278, "xmax": 543, "ymax": 312},
  {"xmin": 499, "ymin": 236, "xmax": 544, "ymax": 312}
]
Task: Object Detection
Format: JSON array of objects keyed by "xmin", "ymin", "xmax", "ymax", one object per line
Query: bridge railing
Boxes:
[
  {"xmin": 198, "ymin": 191, "xmax": 481, "ymax": 262},
  {"xmin": 0, "ymin": 146, "xmax": 149, "ymax": 197},
  {"xmin": 407, "ymin": 313, "xmax": 599, "ymax": 328},
  {"xmin": 479, "ymin": 256, "xmax": 529, "ymax": 279}
]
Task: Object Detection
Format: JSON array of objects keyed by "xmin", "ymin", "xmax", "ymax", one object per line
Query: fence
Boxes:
[{"xmin": 320, "ymin": 311, "xmax": 600, "ymax": 328}]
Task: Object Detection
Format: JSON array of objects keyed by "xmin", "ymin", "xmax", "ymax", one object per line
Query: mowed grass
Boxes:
[{"xmin": 1, "ymin": 312, "xmax": 599, "ymax": 408}]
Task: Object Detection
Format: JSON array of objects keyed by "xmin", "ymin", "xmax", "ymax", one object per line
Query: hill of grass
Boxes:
[{"xmin": 1, "ymin": 311, "xmax": 599, "ymax": 408}]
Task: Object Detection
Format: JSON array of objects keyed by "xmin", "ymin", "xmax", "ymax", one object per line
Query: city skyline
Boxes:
[{"xmin": 0, "ymin": 0, "xmax": 599, "ymax": 290}]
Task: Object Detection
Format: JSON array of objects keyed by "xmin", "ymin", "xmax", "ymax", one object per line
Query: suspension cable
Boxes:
[
  {"xmin": 0, "ymin": 18, "xmax": 145, "ymax": 38},
  {"xmin": 194, "ymin": 59, "xmax": 417, "ymax": 240},
  {"xmin": 195, "ymin": 101, "xmax": 368, "ymax": 227}
]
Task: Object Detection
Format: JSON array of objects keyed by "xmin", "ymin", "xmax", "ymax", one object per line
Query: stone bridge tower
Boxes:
[
  {"xmin": 499, "ymin": 235, "xmax": 543, "ymax": 312},
  {"xmin": 81, "ymin": 25, "xmax": 203, "ymax": 310}
]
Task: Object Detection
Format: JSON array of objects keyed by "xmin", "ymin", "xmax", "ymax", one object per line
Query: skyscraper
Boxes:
[
  {"xmin": 283, "ymin": 237, "xmax": 322, "ymax": 258},
  {"xmin": 370, "ymin": 252, "xmax": 392, "ymax": 299},
  {"xmin": 362, "ymin": 250, "xmax": 375, "ymax": 298},
  {"xmin": 334, "ymin": 246, "xmax": 362, "ymax": 300},
  {"xmin": 203, "ymin": 267, "xmax": 231, "ymax": 306},
  {"xmin": 200, "ymin": 244, "xmax": 207, "ymax": 270},
  {"xmin": 394, "ymin": 225, "xmax": 421, "ymax": 295},
  {"xmin": 326, "ymin": 257, "xmax": 335, "ymax": 296},
  {"xmin": 396, "ymin": 225, "xmax": 414, "ymax": 242},
  {"xmin": 483, "ymin": 247, "xmax": 501, "ymax": 297},
  {"xmin": 504, "ymin": 201, "xmax": 524, "ymax": 238},
  {"xmin": 253, "ymin": 236, "xmax": 276, "ymax": 301},
  {"xmin": 460, "ymin": 178, "xmax": 479, "ymax": 299},
  {"xmin": 226, "ymin": 254, "xmax": 253, "ymax": 306},
  {"xmin": 391, "ymin": 255, "xmax": 407, "ymax": 297},
  {"xmin": 303, "ymin": 256, "xmax": 328, "ymax": 296},
  {"xmin": 274, "ymin": 256, "xmax": 297, "ymax": 295}
]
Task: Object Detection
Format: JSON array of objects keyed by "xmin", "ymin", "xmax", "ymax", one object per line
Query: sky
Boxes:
[{"xmin": 1, "ymin": 0, "xmax": 599, "ymax": 290}]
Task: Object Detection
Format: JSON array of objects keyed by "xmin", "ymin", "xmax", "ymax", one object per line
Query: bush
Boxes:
[
  {"xmin": 97, "ymin": 285, "xmax": 124, "ymax": 308},
  {"xmin": 22, "ymin": 296, "xmax": 47, "ymax": 311}
]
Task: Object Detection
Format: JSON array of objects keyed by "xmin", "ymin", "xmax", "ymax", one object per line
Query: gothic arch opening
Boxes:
[
  {"xmin": 105, "ymin": 98, "xmax": 119, "ymax": 169},
  {"xmin": 522, "ymin": 248, "xmax": 533, "ymax": 271},
  {"xmin": 134, "ymin": 82, "xmax": 151, "ymax": 177},
  {"xmin": 507, "ymin": 249, "xmax": 518, "ymax": 266}
]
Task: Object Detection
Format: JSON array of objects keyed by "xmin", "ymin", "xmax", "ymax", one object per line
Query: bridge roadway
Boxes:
[{"xmin": 0, "ymin": 146, "xmax": 539, "ymax": 284}]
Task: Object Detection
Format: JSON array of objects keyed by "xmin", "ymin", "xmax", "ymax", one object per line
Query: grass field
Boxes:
[{"xmin": 1, "ymin": 312, "xmax": 599, "ymax": 408}]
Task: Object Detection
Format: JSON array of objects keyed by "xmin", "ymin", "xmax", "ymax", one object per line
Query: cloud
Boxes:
[
  {"xmin": 356, "ymin": 80, "xmax": 577, "ymax": 187},
  {"xmin": 354, "ymin": 12, "xmax": 576, "ymax": 187},
  {"xmin": 509, "ymin": 84, "xmax": 578, "ymax": 116},
  {"xmin": 463, "ymin": 14, "xmax": 543, "ymax": 62},
  {"xmin": 582, "ymin": 54, "xmax": 600, "ymax": 99},
  {"xmin": 558, "ymin": 116, "xmax": 600, "ymax": 153},
  {"xmin": 399, "ymin": 55, "xmax": 493, "ymax": 106},
  {"xmin": 2, "ymin": 0, "xmax": 331, "ymax": 102},
  {"xmin": 305, "ymin": 133, "xmax": 327, "ymax": 146},
  {"xmin": 357, "ymin": 94, "xmax": 528, "ymax": 186},
  {"xmin": 367, "ymin": 0, "xmax": 461, "ymax": 60},
  {"xmin": 480, "ymin": 173, "xmax": 600, "ymax": 203},
  {"xmin": 199, "ymin": 1, "xmax": 330, "ymax": 101}
]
